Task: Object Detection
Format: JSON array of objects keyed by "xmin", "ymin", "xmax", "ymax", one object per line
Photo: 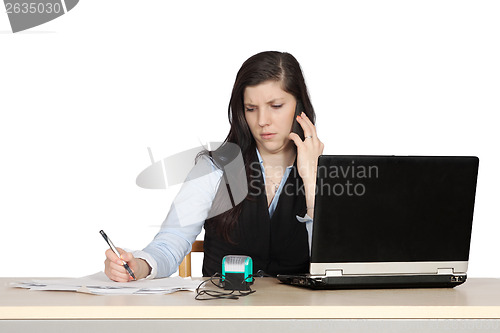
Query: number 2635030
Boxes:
[{"xmin": 5, "ymin": 2, "xmax": 62, "ymax": 14}]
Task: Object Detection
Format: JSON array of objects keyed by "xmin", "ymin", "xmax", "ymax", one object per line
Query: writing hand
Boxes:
[{"xmin": 104, "ymin": 247, "xmax": 140, "ymax": 282}]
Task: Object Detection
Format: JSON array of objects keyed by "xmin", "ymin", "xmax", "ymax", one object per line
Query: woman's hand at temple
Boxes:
[
  {"xmin": 104, "ymin": 247, "xmax": 151, "ymax": 282},
  {"xmin": 289, "ymin": 111, "xmax": 324, "ymax": 218}
]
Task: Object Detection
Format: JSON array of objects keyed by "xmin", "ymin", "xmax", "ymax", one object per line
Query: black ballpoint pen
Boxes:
[{"xmin": 99, "ymin": 230, "xmax": 137, "ymax": 281}]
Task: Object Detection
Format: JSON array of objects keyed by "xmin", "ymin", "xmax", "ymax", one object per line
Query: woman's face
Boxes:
[{"xmin": 243, "ymin": 80, "xmax": 296, "ymax": 155}]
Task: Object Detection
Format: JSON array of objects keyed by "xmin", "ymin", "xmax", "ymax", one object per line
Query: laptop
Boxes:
[{"xmin": 278, "ymin": 155, "xmax": 479, "ymax": 289}]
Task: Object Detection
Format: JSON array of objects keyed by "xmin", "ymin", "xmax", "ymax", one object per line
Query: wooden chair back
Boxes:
[{"xmin": 178, "ymin": 240, "xmax": 204, "ymax": 277}]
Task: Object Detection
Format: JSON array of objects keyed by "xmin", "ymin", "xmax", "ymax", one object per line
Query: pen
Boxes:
[{"xmin": 99, "ymin": 230, "xmax": 137, "ymax": 281}]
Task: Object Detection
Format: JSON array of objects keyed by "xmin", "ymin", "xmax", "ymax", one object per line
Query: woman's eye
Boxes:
[
  {"xmin": 272, "ymin": 104, "xmax": 283, "ymax": 109},
  {"xmin": 245, "ymin": 107, "xmax": 255, "ymax": 112}
]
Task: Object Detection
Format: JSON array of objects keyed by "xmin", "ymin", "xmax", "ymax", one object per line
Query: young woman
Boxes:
[{"xmin": 104, "ymin": 51, "xmax": 324, "ymax": 281}]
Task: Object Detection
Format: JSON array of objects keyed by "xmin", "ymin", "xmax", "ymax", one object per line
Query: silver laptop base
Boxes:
[{"xmin": 277, "ymin": 273, "xmax": 466, "ymax": 289}]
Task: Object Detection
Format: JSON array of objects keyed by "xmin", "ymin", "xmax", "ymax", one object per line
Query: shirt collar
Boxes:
[{"xmin": 255, "ymin": 147, "xmax": 294, "ymax": 170}]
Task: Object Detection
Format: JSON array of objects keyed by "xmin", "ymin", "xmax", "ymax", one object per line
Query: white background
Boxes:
[{"xmin": 0, "ymin": 1, "xmax": 498, "ymax": 278}]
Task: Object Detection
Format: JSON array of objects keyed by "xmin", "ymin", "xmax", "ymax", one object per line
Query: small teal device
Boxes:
[{"xmin": 222, "ymin": 255, "xmax": 253, "ymax": 291}]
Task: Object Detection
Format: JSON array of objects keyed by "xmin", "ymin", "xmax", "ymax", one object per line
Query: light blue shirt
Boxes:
[{"xmin": 134, "ymin": 149, "xmax": 313, "ymax": 278}]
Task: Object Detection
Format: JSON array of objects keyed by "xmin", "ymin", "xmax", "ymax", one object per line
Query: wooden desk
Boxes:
[{"xmin": 1, "ymin": 277, "xmax": 500, "ymax": 332}]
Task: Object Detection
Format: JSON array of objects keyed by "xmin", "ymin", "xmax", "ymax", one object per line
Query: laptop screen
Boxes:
[{"xmin": 311, "ymin": 156, "xmax": 479, "ymax": 264}]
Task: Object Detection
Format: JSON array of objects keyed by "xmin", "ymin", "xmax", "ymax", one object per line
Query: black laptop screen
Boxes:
[{"xmin": 311, "ymin": 156, "xmax": 479, "ymax": 263}]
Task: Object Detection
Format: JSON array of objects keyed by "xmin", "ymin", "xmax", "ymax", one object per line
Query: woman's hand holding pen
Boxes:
[
  {"xmin": 289, "ymin": 111, "xmax": 324, "ymax": 219},
  {"xmin": 104, "ymin": 248, "xmax": 151, "ymax": 282}
]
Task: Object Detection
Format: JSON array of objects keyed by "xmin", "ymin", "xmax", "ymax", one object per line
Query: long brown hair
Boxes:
[{"xmin": 204, "ymin": 51, "xmax": 316, "ymax": 242}]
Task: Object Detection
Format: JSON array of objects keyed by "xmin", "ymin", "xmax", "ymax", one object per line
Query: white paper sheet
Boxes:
[{"xmin": 11, "ymin": 271, "xmax": 200, "ymax": 295}]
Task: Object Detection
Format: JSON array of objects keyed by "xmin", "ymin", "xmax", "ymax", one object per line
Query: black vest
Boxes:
[{"xmin": 202, "ymin": 153, "xmax": 310, "ymax": 277}]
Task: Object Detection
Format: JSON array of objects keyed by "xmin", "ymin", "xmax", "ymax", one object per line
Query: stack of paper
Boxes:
[{"xmin": 12, "ymin": 271, "xmax": 200, "ymax": 295}]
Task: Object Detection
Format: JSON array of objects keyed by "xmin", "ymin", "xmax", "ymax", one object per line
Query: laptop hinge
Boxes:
[
  {"xmin": 437, "ymin": 268, "xmax": 454, "ymax": 275},
  {"xmin": 325, "ymin": 269, "xmax": 343, "ymax": 277}
]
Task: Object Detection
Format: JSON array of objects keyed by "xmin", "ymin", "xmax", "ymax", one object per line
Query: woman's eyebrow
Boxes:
[
  {"xmin": 267, "ymin": 98, "xmax": 285, "ymax": 104},
  {"xmin": 244, "ymin": 98, "xmax": 285, "ymax": 106}
]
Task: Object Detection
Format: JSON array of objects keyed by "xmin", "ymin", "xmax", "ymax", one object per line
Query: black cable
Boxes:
[
  {"xmin": 254, "ymin": 270, "xmax": 273, "ymax": 277},
  {"xmin": 195, "ymin": 273, "xmax": 256, "ymax": 300}
]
